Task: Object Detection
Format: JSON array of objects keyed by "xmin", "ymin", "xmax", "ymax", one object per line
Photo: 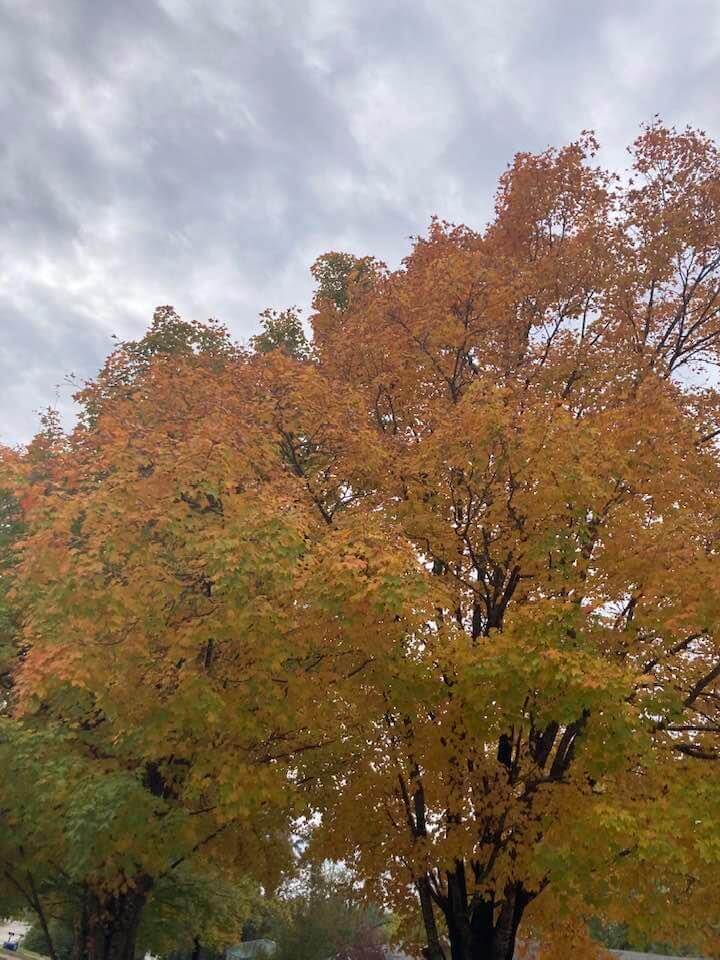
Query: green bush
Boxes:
[{"xmin": 23, "ymin": 920, "xmax": 74, "ymax": 960}]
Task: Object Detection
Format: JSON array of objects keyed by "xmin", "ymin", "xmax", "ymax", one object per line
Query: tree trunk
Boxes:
[
  {"xmin": 469, "ymin": 897, "xmax": 494, "ymax": 960},
  {"xmin": 74, "ymin": 876, "xmax": 153, "ymax": 960},
  {"xmin": 446, "ymin": 865, "xmax": 473, "ymax": 960},
  {"xmin": 26, "ymin": 870, "xmax": 60, "ymax": 960},
  {"xmin": 488, "ymin": 884, "xmax": 532, "ymax": 960},
  {"xmin": 438, "ymin": 873, "xmax": 532, "ymax": 960},
  {"xmin": 73, "ymin": 889, "xmax": 90, "ymax": 960},
  {"xmin": 3, "ymin": 865, "xmax": 60, "ymax": 960},
  {"xmin": 417, "ymin": 876, "xmax": 446, "ymax": 960}
]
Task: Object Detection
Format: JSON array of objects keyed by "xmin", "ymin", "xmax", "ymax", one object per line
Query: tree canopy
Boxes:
[{"xmin": 3, "ymin": 121, "xmax": 720, "ymax": 960}]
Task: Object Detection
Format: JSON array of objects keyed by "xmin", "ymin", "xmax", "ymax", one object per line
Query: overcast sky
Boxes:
[{"xmin": 3, "ymin": 0, "xmax": 720, "ymax": 444}]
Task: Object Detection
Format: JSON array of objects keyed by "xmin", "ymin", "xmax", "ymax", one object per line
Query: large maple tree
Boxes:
[
  {"xmin": 301, "ymin": 123, "xmax": 720, "ymax": 960},
  {"xmin": 4, "ymin": 122, "xmax": 720, "ymax": 960}
]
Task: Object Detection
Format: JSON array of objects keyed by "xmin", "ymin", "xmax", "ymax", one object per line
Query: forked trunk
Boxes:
[{"xmin": 418, "ymin": 870, "xmax": 532, "ymax": 960}]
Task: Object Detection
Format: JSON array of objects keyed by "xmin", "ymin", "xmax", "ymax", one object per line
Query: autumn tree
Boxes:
[
  {"xmin": 0, "ymin": 316, "xmax": 297, "ymax": 960},
  {"xmin": 298, "ymin": 123, "xmax": 720, "ymax": 960},
  {"xmin": 0, "ymin": 302, "xmax": 416, "ymax": 960},
  {"xmin": 0, "ymin": 414, "xmax": 76, "ymax": 960}
]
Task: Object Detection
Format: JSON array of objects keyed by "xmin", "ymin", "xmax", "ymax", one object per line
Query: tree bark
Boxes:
[
  {"xmin": 73, "ymin": 876, "xmax": 153, "ymax": 960},
  {"xmin": 488, "ymin": 884, "xmax": 532, "ymax": 960},
  {"xmin": 417, "ymin": 876, "xmax": 445, "ymax": 960},
  {"xmin": 446, "ymin": 864, "xmax": 472, "ymax": 960},
  {"xmin": 73, "ymin": 889, "xmax": 90, "ymax": 960},
  {"xmin": 469, "ymin": 897, "xmax": 494, "ymax": 960},
  {"xmin": 26, "ymin": 870, "xmax": 60, "ymax": 960},
  {"xmin": 436, "ymin": 868, "xmax": 533, "ymax": 960}
]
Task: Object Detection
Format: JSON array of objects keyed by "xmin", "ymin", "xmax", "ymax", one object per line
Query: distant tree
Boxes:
[
  {"xmin": 23, "ymin": 919, "xmax": 74, "ymax": 960},
  {"xmin": 250, "ymin": 308, "xmax": 311, "ymax": 360},
  {"xmin": 138, "ymin": 868, "xmax": 258, "ymax": 959},
  {"xmin": 269, "ymin": 867, "xmax": 389, "ymax": 960},
  {"xmin": 588, "ymin": 917, "xmax": 694, "ymax": 958},
  {"xmin": 310, "ymin": 253, "xmax": 378, "ymax": 312}
]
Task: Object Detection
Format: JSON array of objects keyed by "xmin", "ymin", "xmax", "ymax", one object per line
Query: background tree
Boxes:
[
  {"xmin": 310, "ymin": 252, "xmax": 379, "ymax": 313},
  {"xmin": 249, "ymin": 307, "xmax": 311, "ymax": 360},
  {"xmin": 266, "ymin": 865, "xmax": 390, "ymax": 960}
]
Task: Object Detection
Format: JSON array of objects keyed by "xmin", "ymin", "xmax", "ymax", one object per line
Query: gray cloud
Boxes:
[{"xmin": 2, "ymin": 0, "xmax": 720, "ymax": 443}]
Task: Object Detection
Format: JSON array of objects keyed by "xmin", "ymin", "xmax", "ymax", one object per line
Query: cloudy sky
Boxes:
[{"xmin": 3, "ymin": 0, "xmax": 720, "ymax": 444}]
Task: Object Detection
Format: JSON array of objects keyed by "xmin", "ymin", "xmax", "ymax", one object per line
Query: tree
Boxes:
[
  {"xmin": 268, "ymin": 865, "xmax": 390, "ymax": 960},
  {"xmin": 21, "ymin": 868, "xmax": 258, "ymax": 960},
  {"xmin": 137, "ymin": 867, "xmax": 259, "ymax": 959},
  {"xmin": 1, "ymin": 305, "xmax": 409, "ymax": 960},
  {"xmin": 0, "ymin": 414, "xmax": 71, "ymax": 960},
  {"xmin": 310, "ymin": 252, "xmax": 378, "ymax": 313},
  {"xmin": 297, "ymin": 123, "xmax": 720, "ymax": 960},
  {"xmin": 250, "ymin": 308, "xmax": 311, "ymax": 360},
  {"xmin": 24, "ymin": 917, "xmax": 75, "ymax": 960},
  {"xmin": 0, "ymin": 318, "xmax": 296, "ymax": 960}
]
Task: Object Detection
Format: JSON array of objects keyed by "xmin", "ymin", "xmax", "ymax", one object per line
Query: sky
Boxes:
[{"xmin": 3, "ymin": 0, "xmax": 720, "ymax": 444}]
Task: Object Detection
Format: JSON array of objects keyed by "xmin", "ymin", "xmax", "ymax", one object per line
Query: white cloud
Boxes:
[{"xmin": 2, "ymin": 0, "xmax": 720, "ymax": 443}]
